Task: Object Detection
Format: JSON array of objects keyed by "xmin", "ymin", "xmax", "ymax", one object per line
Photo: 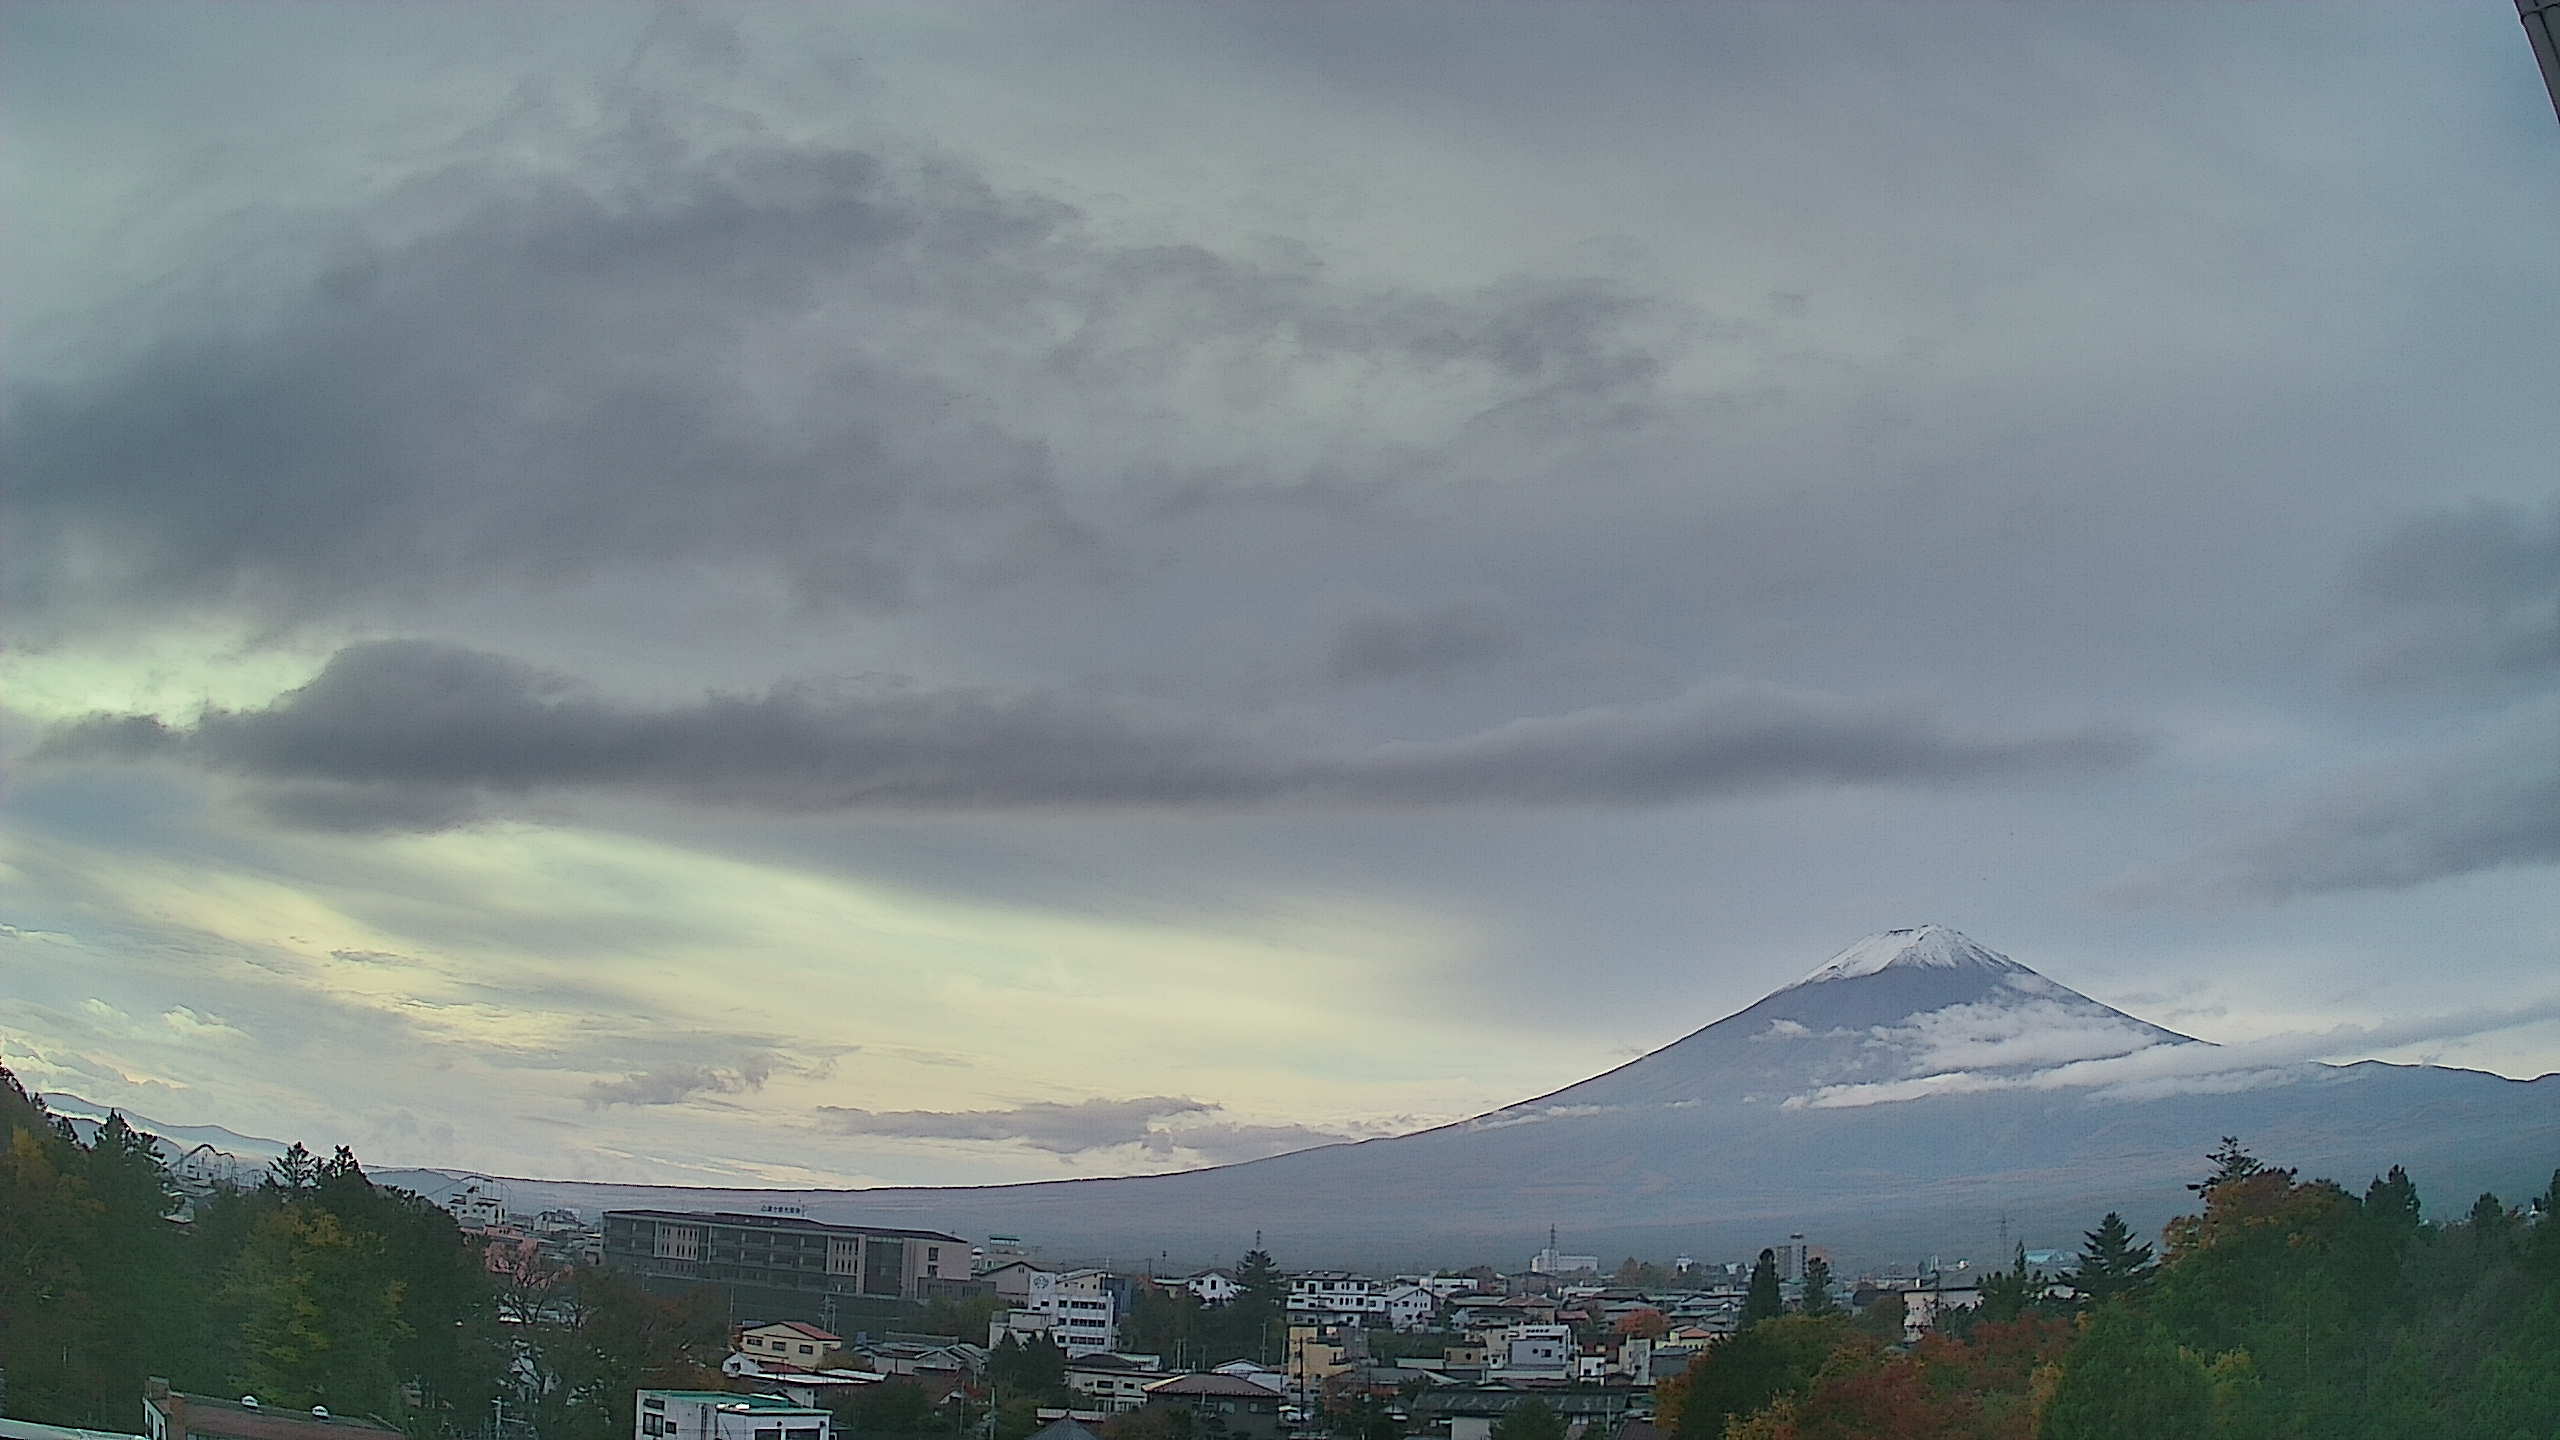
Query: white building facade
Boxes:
[
  {"xmin": 1028, "ymin": 1269, "xmax": 1120, "ymax": 1356},
  {"xmin": 637, "ymin": 1392, "xmax": 830, "ymax": 1440}
]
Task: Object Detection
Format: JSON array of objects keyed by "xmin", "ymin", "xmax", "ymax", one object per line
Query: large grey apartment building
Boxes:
[{"xmin": 602, "ymin": 1210, "xmax": 980, "ymax": 1328}]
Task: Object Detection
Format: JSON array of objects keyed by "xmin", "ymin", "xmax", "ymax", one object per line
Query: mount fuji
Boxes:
[{"xmin": 376, "ymin": 927, "xmax": 2556, "ymax": 1267}]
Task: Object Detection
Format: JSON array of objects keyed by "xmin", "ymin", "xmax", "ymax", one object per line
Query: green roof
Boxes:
[{"xmin": 645, "ymin": 1393, "xmax": 822, "ymax": 1412}]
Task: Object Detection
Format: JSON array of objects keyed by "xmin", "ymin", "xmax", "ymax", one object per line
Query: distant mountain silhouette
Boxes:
[{"xmin": 366, "ymin": 928, "xmax": 2560, "ymax": 1266}]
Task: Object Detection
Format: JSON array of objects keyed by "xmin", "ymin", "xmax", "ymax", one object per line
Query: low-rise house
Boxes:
[
  {"xmin": 1648, "ymin": 1345, "xmax": 1704, "ymax": 1387},
  {"xmin": 1416, "ymin": 1384, "xmax": 1643, "ymax": 1440},
  {"xmin": 3, "ymin": 1420, "xmax": 145, "ymax": 1440},
  {"xmin": 1487, "ymin": 1325, "xmax": 1573, "ymax": 1383},
  {"xmin": 1061, "ymin": 1354, "xmax": 1166, "ymax": 1414},
  {"xmin": 1185, "ymin": 1269, "xmax": 1240, "ymax": 1306},
  {"xmin": 978, "ymin": 1261, "xmax": 1054, "ymax": 1306},
  {"xmin": 1899, "ymin": 1278, "xmax": 1983, "ymax": 1344},
  {"xmin": 989, "ymin": 1309, "xmax": 1056, "ymax": 1349},
  {"xmin": 1140, "ymin": 1375, "xmax": 1286, "ymax": 1440},
  {"xmin": 737, "ymin": 1321, "xmax": 843, "ymax": 1373},
  {"xmin": 858, "ymin": 1339, "xmax": 982, "ymax": 1379},
  {"xmin": 1285, "ymin": 1326, "xmax": 1361, "ymax": 1390},
  {"xmin": 1378, "ymin": 1283, "xmax": 1440, "ymax": 1331},
  {"xmin": 1405, "ymin": 1274, "xmax": 1485, "ymax": 1299},
  {"xmin": 144, "ymin": 1381, "xmax": 402, "ymax": 1440},
  {"xmin": 635, "ymin": 1391, "xmax": 829, "ymax": 1440},
  {"xmin": 1448, "ymin": 1296, "xmax": 1559, "ymax": 1330},
  {"xmin": 1022, "ymin": 1419, "xmax": 1104, "ymax": 1440},
  {"xmin": 745, "ymin": 1373, "xmax": 888, "ymax": 1409},
  {"xmin": 1208, "ymin": 1361, "xmax": 1289, "ymax": 1396}
]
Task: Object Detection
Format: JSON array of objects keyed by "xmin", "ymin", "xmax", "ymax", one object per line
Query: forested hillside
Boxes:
[
  {"xmin": 1661, "ymin": 1140, "xmax": 2560, "ymax": 1439},
  {"xmin": 0, "ymin": 1064, "xmax": 724, "ymax": 1438}
]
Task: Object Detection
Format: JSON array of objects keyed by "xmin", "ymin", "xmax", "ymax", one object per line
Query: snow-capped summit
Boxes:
[{"xmin": 1789, "ymin": 925, "xmax": 2030, "ymax": 986}]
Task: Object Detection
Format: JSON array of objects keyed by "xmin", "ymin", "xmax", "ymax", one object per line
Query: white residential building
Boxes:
[
  {"xmin": 1209, "ymin": 1361, "xmax": 1290, "ymax": 1396},
  {"xmin": 1488, "ymin": 1325, "xmax": 1574, "ymax": 1381},
  {"xmin": 1900, "ymin": 1281, "xmax": 1983, "ymax": 1344},
  {"xmin": 444, "ymin": 1180, "xmax": 509, "ymax": 1229},
  {"xmin": 1185, "ymin": 1270, "xmax": 1240, "ymax": 1306},
  {"xmin": 1404, "ymin": 1274, "xmax": 1483, "ymax": 1299},
  {"xmin": 990, "ymin": 1309, "xmax": 1056, "ymax": 1349},
  {"xmin": 1062, "ymin": 1355, "xmax": 1167, "ymax": 1414},
  {"xmin": 1030, "ymin": 1270, "xmax": 1120, "ymax": 1356},
  {"xmin": 1377, "ymin": 1285, "xmax": 1440, "ymax": 1332},
  {"xmin": 1528, "ymin": 1247, "xmax": 1599, "ymax": 1276},
  {"xmin": 1286, "ymin": 1272, "xmax": 1383, "ymax": 1319},
  {"xmin": 637, "ymin": 1392, "xmax": 829, "ymax": 1440}
]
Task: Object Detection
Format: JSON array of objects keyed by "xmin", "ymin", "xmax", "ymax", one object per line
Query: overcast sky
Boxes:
[{"xmin": 5, "ymin": 3, "xmax": 2557, "ymax": 1190}]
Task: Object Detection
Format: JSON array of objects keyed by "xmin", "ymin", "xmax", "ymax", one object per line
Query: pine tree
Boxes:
[
  {"xmin": 1978, "ymin": 1243, "xmax": 2036, "ymax": 1323},
  {"xmin": 80, "ymin": 1112, "xmax": 179, "ymax": 1415},
  {"xmin": 2468, "ymin": 1191, "xmax": 2510, "ymax": 1246},
  {"xmin": 1229, "ymin": 1246, "xmax": 1286, "ymax": 1363},
  {"xmin": 1742, "ymin": 1249, "xmax": 1783, "ymax": 1326},
  {"xmin": 2363, "ymin": 1166, "xmax": 2421, "ymax": 1232},
  {"xmin": 2188, "ymin": 1137, "xmax": 2281, "ymax": 1195},
  {"xmin": 1798, "ymin": 1256, "xmax": 1836, "ymax": 1316},
  {"xmin": 2067, "ymin": 1212, "xmax": 2156, "ymax": 1305},
  {"xmin": 267, "ymin": 1141, "xmax": 320, "ymax": 1192}
]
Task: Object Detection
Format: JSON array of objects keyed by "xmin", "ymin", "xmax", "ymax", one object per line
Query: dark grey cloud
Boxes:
[
  {"xmin": 40, "ymin": 638, "xmax": 2146, "ymax": 826},
  {"xmin": 2, "ymin": 95, "xmax": 1668, "ymax": 636},
  {"xmin": 2337, "ymin": 500, "xmax": 2560, "ymax": 689},
  {"xmin": 587, "ymin": 1056, "xmax": 777, "ymax": 1108},
  {"xmin": 1328, "ymin": 602, "xmax": 1522, "ymax": 686},
  {"xmin": 812, "ymin": 1095, "xmax": 1355, "ymax": 1161},
  {"xmin": 2157, "ymin": 707, "xmax": 2560, "ymax": 900},
  {"xmin": 817, "ymin": 1096, "xmax": 1212, "ymax": 1153}
]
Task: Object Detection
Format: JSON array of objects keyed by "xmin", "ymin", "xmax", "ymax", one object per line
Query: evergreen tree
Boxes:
[
  {"xmin": 1228, "ymin": 1247, "xmax": 1286, "ymax": 1362},
  {"xmin": 1798, "ymin": 1255, "xmax": 1836, "ymax": 1316},
  {"xmin": 1491, "ymin": 1397, "xmax": 1564, "ymax": 1440},
  {"xmin": 268, "ymin": 1141, "xmax": 321, "ymax": 1192},
  {"xmin": 2188, "ymin": 1137, "xmax": 2285, "ymax": 1196},
  {"xmin": 2467, "ymin": 1191, "xmax": 2510, "ymax": 1246},
  {"xmin": 2362, "ymin": 1166, "xmax": 2421, "ymax": 1232},
  {"xmin": 1742, "ymin": 1249, "xmax": 1783, "ymax": 1326},
  {"xmin": 2041, "ymin": 1307, "xmax": 2211, "ymax": 1440},
  {"xmin": 1978, "ymin": 1243, "xmax": 2037, "ymax": 1323},
  {"xmin": 2066, "ymin": 1212, "xmax": 2156, "ymax": 1306},
  {"xmin": 78, "ymin": 1112, "xmax": 179, "ymax": 1418},
  {"xmin": 987, "ymin": 1335, "xmax": 1068, "ymax": 1396}
]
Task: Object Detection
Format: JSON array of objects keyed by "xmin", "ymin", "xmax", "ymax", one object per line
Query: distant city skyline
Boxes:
[{"xmin": 3, "ymin": 4, "xmax": 2557, "ymax": 1191}]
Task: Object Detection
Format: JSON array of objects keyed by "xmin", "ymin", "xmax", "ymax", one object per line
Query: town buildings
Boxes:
[
  {"xmin": 635, "ymin": 1392, "xmax": 829, "ymax": 1440},
  {"xmin": 142, "ymin": 1383, "xmax": 401, "ymax": 1440},
  {"xmin": 601, "ymin": 1210, "xmax": 977, "ymax": 1328},
  {"xmin": 1137, "ymin": 1375, "xmax": 1286, "ymax": 1440},
  {"xmin": 733, "ymin": 1322, "xmax": 842, "ymax": 1373}
]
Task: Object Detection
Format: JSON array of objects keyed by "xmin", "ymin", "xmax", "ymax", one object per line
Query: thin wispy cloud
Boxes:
[{"xmin": 1789, "ymin": 994, "xmax": 2560, "ymax": 1110}]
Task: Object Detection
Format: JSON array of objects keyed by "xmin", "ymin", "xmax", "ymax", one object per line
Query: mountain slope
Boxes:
[{"xmin": 350, "ymin": 927, "xmax": 2556, "ymax": 1267}]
